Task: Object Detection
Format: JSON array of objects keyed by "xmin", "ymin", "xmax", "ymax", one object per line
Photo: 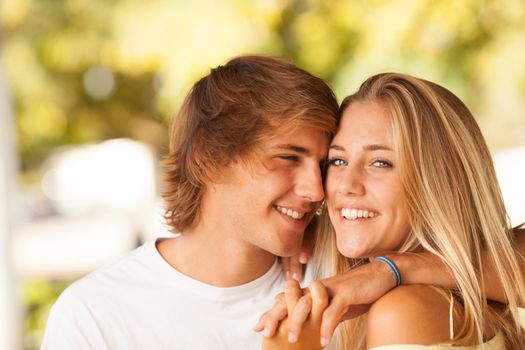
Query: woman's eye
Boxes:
[
  {"xmin": 328, "ymin": 158, "xmax": 347, "ymax": 167},
  {"xmin": 372, "ymin": 160, "xmax": 392, "ymax": 168}
]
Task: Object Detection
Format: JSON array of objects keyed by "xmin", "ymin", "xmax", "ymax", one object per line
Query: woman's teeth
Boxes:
[
  {"xmin": 276, "ymin": 205, "xmax": 305, "ymax": 220},
  {"xmin": 341, "ymin": 208, "xmax": 378, "ymax": 220}
]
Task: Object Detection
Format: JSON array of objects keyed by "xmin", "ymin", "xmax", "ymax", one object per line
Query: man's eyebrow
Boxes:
[
  {"xmin": 329, "ymin": 144, "xmax": 392, "ymax": 151},
  {"xmin": 272, "ymin": 144, "xmax": 310, "ymax": 155}
]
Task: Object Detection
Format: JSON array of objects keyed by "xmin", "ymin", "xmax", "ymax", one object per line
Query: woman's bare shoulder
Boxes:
[{"xmin": 366, "ymin": 284, "xmax": 454, "ymax": 348}]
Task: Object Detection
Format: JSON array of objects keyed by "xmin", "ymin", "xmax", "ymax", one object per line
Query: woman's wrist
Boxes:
[
  {"xmin": 383, "ymin": 252, "xmax": 453, "ymax": 287},
  {"xmin": 372, "ymin": 256, "xmax": 402, "ymax": 286}
]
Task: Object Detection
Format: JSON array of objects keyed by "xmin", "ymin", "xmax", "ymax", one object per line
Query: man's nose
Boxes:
[{"xmin": 295, "ymin": 165, "xmax": 325, "ymax": 203}]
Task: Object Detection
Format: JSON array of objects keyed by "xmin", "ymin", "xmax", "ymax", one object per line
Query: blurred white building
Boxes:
[
  {"xmin": 13, "ymin": 138, "xmax": 170, "ymax": 280},
  {"xmin": 493, "ymin": 147, "xmax": 525, "ymax": 227}
]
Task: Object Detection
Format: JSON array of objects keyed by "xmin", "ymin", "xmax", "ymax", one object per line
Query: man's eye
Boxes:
[
  {"xmin": 328, "ymin": 158, "xmax": 347, "ymax": 167},
  {"xmin": 372, "ymin": 160, "xmax": 392, "ymax": 168},
  {"xmin": 279, "ymin": 155, "xmax": 298, "ymax": 161}
]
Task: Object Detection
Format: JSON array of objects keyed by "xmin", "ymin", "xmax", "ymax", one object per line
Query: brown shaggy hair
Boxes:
[{"xmin": 162, "ymin": 55, "xmax": 339, "ymax": 233}]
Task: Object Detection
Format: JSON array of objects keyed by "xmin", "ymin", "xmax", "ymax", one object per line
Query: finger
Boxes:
[
  {"xmin": 302, "ymin": 221, "xmax": 316, "ymax": 262},
  {"xmin": 254, "ymin": 293, "xmax": 284, "ymax": 331},
  {"xmin": 320, "ymin": 296, "xmax": 347, "ymax": 347},
  {"xmin": 298, "ymin": 237, "xmax": 313, "ymax": 265},
  {"xmin": 307, "ymin": 280, "xmax": 329, "ymax": 325},
  {"xmin": 281, "ymin": 257, "xmax": 291, "ymax": 280},
  {"xmin": 253, "ymin": 319, "xmax": 264, "ymax": 332},
  {"xmin": 299, "ymin": 250, "xmax": 311, "ymax": 264},
  {"xmin": 285, "ymin": 279, "xmax": 302, "ymax": 316},
  {"xmin": 253, "ymin": 293, "xmax": 288, "ymax": 337},
  {"xmin": 288, "ymin": 254, "xmax": 303, "ymax": 281},
  {"xmin": 287, "ymin": 294, "xmax": 312, "ymax": 343},
  {"xmin": 261, "ymin": 318, "xmax": 289, "ymax": 350}
]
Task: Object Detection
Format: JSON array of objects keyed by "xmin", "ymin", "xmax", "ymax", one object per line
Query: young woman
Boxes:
[{"xmin": 260, "ymin": 73, "xmax": 525, "ymax": 349}]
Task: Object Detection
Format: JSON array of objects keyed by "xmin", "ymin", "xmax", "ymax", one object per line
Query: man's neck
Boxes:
[{"xmin": 156, "ymin": 226, "xmax": 277, "ymax": 287}]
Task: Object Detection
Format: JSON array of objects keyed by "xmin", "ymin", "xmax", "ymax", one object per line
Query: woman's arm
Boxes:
[
  {"xmin": 260, "ymin": 228, "xmax": 525, "ymax": 344},
  {"xmin": 390, "ymin": 227, "xmax": 525, "ymax": 303},
  {"xmin": 320, "ymin": 227, "xmax": 525, "ymax": 342}
]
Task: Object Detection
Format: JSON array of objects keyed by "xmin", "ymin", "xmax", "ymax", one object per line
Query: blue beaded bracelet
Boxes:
[{"xmin": 374, "ymin": 256, "xmax": 401, "ymax": 286}]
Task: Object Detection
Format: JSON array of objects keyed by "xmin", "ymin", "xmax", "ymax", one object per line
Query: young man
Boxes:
[{"xmin": 41, "ymin": 55, "xmax": 340, "ymax": 349}]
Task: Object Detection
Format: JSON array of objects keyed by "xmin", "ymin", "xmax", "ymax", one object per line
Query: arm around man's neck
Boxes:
[
  {"xmin": 255, "ymin": 228, "xmax": 525, "ymax": 347},
  {"xmin": 389, "ymin": 227, "xmax": 525, "ymax": 304}
]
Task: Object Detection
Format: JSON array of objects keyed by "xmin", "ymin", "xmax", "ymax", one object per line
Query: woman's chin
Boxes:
[{"xmin": 337, "ymin": 242, "xmax": 370, "ymax": 259}]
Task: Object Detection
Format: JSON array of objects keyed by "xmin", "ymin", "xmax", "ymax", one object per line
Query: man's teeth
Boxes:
[
  {"xmin": 276, "ymin": 205, "xmax": 305, "ymax": 220},
  {"xmin": 341, "ymin": 208, "xmax": 378, "ymax": 220}
]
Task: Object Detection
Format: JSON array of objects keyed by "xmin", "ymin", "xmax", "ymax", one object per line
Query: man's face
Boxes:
[{"xmin": 217, "ymin": 126, "xmax": 329, "ymax": 257}]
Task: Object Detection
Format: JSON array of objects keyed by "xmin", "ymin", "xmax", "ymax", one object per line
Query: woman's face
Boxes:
[{"xmin": 326, "ymin": 100, "xmax": 411, "ymax": 258}]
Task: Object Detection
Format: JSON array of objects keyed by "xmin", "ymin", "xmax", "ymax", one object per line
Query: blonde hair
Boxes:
[{"xmin": 315, "ymin": 72, "xmax": 525, "ymax": 349}]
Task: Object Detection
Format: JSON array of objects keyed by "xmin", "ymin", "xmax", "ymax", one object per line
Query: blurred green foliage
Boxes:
[
  {"xmin": 1, "ymin": 0, "xmax": 525, "ymax": 174},
  {"xmin": 22, "ymin": 280, "xmax": 71, "ymax": 350}
]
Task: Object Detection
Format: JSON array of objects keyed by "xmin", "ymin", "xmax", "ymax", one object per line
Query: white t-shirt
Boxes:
[{"xmin": 41, "ymin": 239, "xmax": 314, "ymax": 350}]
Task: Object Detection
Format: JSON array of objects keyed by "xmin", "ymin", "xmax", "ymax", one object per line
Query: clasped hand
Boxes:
[
  {"xmin": 256, "ymin": 279, "xmax": 327, "ymax": 349},
  {"xmin": 254, "ymin": 260, "xmax": 397, "ymax": 348}
]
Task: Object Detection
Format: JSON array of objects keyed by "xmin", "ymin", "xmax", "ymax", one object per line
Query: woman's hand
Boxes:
[
  {"xmin": 281, "ymin": 247, "xmax": 311, "ymax": 281},
  {"xmin": 280, "ymin": 224, "xmax": 315, "ymax": 281},
  {"xmin": 317, "ymin": 260, "xmax": 397, "ymax": 343},
  {"xmin": 259, "ymin": 279, "xmax": 328, "ymax": 349},
  {"xmin": 256, "ymin": 259, "xmax": 399, "ymax": 346},
  {"xmin": 254, "ymin": 292, "xmax": 288, "ymax": 338}
]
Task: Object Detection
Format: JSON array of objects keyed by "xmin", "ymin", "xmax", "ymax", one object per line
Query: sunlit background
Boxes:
[{"xmin": 1, "ymin": 0, "xmax": 524, "ymax": 349}]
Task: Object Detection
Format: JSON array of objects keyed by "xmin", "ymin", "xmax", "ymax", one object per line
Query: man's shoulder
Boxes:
[
  {"xmin": 54, "ymin": 242, "xmax": 155, "ymax": 306},
  {"xmin": 42, "ymin": 240, "xmax": 184, "ymax": 350}
]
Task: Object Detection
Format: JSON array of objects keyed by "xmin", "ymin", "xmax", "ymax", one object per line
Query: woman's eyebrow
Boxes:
[
  {"xmin": 329, "ymin": 144, "xmax": 392, "ymax": 152},
  {"xmin": 329, "ymin": 144, "xmax": 345, "ymax": 151},
  {"xmin": 363, "ymin": 144, "xmax": 392, "ymax": 151}
]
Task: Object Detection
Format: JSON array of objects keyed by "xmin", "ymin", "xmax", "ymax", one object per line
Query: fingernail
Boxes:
[
  {"xmin": 320, "ymin": 337, "xmax": 329, "ymax": 346},
  {"xmin": 299, "ymin": 253, "xmax": 308, "ymax": 264},
  {"xmin": 291, "ymin": 272, "xmax": 298, "ymax": 281},
  {"xmin": 264, "ymin": 327, "xmax": 270, "ymax": 337},
  {"xmin": 288, "ymin": 332, "xmax": 297, "ymax": 343},
  {"xmin": 285, "ymin": 271, "xmax": 290, "ymax": 279}
]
